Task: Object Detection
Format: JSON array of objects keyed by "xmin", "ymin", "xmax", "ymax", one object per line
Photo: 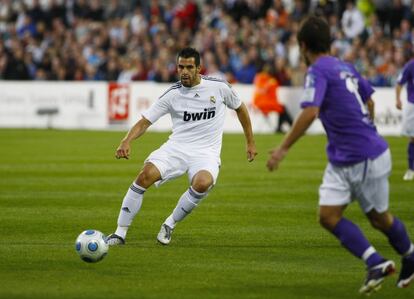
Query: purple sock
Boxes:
[
  {"xmin": 332, "ymin": 218, "xmax": 384, "ymax": 267},
  {"xmin": 386, "ymin": 217, "xmax": 412, "ymax": 256},
  {"xmin": 409, "ymin": 142, "xmax": 414, "ymax": 170}
]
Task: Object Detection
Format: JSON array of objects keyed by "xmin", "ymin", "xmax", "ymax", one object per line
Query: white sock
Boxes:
[
  {"xmin": 115, "ymin": 182, "xmax": 146, "ymax": 239},
  {"xmin": 165, "ymin": 187, "xmax": 207, "ymax": 229}
]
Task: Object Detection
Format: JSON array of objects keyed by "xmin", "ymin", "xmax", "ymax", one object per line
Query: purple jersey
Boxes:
[
  {"xmin": 397, "ymin": 59, "xmax": 414, "ymax": 104},
  {"xmin": 301, "ymin": 56, "xmax": 388, "ymax": 166}
]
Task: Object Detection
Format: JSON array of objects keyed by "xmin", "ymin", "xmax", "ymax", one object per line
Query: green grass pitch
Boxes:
[{"xmin": 0, "ymin": 129, "xmax": 413, "ymax": 299}]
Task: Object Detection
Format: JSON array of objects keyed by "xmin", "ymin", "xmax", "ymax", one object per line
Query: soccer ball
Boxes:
[{"xmin": 75, "ymin": 230, "xmax": 108, "ymax": 263}]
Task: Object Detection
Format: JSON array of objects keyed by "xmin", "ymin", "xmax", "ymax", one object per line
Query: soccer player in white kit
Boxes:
[{"xmin": 107, "ymin": 47, "xmax": 257, "ymax": 246}]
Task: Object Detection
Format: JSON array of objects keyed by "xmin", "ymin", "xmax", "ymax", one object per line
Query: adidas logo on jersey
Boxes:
[{"xmin": 183, "ymin": 107, "xmax": 216, "ymax": 121}]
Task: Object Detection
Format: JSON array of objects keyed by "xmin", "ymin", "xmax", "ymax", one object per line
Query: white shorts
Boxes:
[
  {"xmin": 319, "ymin": 149, "xmax": 392, "ymax": 213},
  {"xmin": 145, "ymin": 142, "xmax": 220, "ymax": 187},
  {"xmin": 402, "ymin": 101, "xmax": 414, "ymax": 137}
]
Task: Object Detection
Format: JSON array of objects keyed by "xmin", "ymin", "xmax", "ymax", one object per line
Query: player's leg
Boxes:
[
  {"xmin": 168, "ymin": 170, "xmax": 213, "ymax": 227},
  {"xmin": 363, "ymin": 171, "xmax": 414, "ymax": 289},
  {"xmin": 158, "ymin": 155, "xmax": 219, "ymax": 245},
  {"xmin": 319, "ymin": 164, "xmax": 385, "ymax": 268},
  {"xmin": 366, "ymin": 209, "xmax": 414, "ymax": 257},
  {"xmin": 107, "ymin": 163, "xmax": 161, "ymax": 245},
  {"xmin": 319, "ymin": 205, "xmax": 388, "ymax": 269},
  {"xmin": 367, "ymin": 209, "xmax": 414, "ymax": 288},
  {"xmin": 319, "ymin": 204, "xmax": 394, "ymax": 294},
  {"xmin": 319, "ymin": 162, "xmax": 392, "ymax": 294},
  {"xmin": 403, "ymin": 137, "xmax": 414, "ymax": 180},
  {"xmin": 354, "ymin": 149, "xmax": 402, "ymax": 292},
  {"xmin": 402, "ymin": 100, "xmax": 414, "ymax": 180},
  {"xmin": 277, "ymin": 106, "xmax": 293, "ymax": 133},
  {"xmin": 157, "ymin": 170, "xmax": 214, "ymax": 245}
]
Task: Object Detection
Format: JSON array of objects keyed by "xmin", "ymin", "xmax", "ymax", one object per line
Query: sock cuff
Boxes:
[
  {"xmin": 130, "ymin": 182, "xmax": 146, "ymax": 194},
  {"xmin": 362, "ymin": 246, "xmax": 376, "ymax": 261},
  {"xmin": 189, "ymin": 186, "xmax": 207, "ymax": 199},
  {"xmin": 404, "ymin": 244, "xmax": 414, "ymax": 256}
]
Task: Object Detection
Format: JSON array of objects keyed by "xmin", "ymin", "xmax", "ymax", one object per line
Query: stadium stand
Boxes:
[{"xmin": 0, "ymin": 0, "xmax": 413, "ymax": 86}]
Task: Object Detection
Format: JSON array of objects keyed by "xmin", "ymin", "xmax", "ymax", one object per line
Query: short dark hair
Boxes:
[
  {"xmin": 297, "ymin": 16, "xmax": 330, "ymax": 54},
  {"xmin": 177, "ymin": 47, "xmax": 200, "ymax": 66}
]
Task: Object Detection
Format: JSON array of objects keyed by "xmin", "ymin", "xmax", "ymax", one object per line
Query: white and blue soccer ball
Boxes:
[{"xmin": 75, "ymin": 230, "xmax": 108, "ymax": 263}]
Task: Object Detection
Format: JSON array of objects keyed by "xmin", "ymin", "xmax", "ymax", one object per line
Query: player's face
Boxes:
[{"xmin": 177, "ymin": 57, "xmax": 201, "ymax": 87}]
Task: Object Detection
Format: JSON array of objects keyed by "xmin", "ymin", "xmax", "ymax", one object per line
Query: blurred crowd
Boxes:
[{"xmin": 0, "ymin": 0, "xmax": 414, "ymax": 87}]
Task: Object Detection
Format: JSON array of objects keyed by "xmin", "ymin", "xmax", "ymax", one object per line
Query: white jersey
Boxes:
[{"xmin": 142, "ymin": 76, "xmax": 242, "ymax": 156}]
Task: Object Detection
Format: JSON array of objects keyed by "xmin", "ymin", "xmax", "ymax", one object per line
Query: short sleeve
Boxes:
[
  {"xmin": 222, "ymin": 84, "xmax": 242, "ymax": 109},
  {"xmin": 141, "ymin": 94, "xmax": 171, "ymax": 124},
  {"xmin": 300, "ymin": 67, "xmax": 327, "ymax": 109}
]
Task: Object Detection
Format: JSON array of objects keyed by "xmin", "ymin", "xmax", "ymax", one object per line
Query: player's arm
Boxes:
[
  {"xmin": 235, "ymin": 102, "xmax": 257, "ymax": 162},
  {"xmin": 115, "ymin": 117, "xmax": 152, "ymax": 159},
  {"xmin": 267, "ymin": 106, "xmax": 319, "ymax": 171},
  {"xmin": 396, "ymin": 63, "xmax": 410, "ymax": 110},
  {"xmin": 396, "ymin": 83, "xmax": 403, "ymax": 110}
]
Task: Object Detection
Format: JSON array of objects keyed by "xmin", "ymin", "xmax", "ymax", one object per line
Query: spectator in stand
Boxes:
[
  {"xmin": 3, "ymin": 45, "xmax": 30, "ymax": 80},
  {"xmin": 105, "ymin": 0, "xmax": 128, "ymax": 20},
  {"xmin": 389, "ymin": 0, "xmax": 411, "ymax": 35},
  {"xmin": 173, "ymin": 0, "xmax": 199, "ymax": 31},
  {"xmin": 234, "ymin": 52, "xmax": 257, "ymax": 84},
  {"xmin": 341, "ymin": 0, "xmax": 365, "ymax": 40},
  {"xmin": 17, "ymin": 14, "xmax": 36, "ymax": 39},
  {"xmin": 274, "ymin": 56, "xmax": 291, "ymax": 86},
  {"xmin": 0, "ymin": 0, "xmax": 412, "ymax": 87},
  {"xmin": 357, "ymin": 0, "xmax": 376, "ymax": 27}
]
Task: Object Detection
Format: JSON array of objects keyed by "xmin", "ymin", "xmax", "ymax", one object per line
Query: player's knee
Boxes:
[
  {"xmin": 136, "ymin": 174, "xmax": 151, "ymax": 188},
  {"xmin": 367, "ymin": 210, "xmax": 393, "ymax": 232},
  {"xmin": 369, "ymin": 219, "xmax": 382, "ymax": 230},
  {"xmin": 192, "ymin": 179, "xmax": 213, "ymax": 193},
  {"xmin": 136, "ymin": 170, "xmax": 157, "ymax": 188},
  {"xmin": 191, "ymin": 173, "xmax": 214, "ymax": 193},
  {"xmin": 369, "ymin": 216, "xmax": 392, "ymax": 232},
  {"xmin": 318, "ymin": 214, "xmax": 340, "ymax": 231}
]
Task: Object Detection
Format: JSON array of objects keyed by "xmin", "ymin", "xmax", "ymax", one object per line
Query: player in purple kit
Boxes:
[
  {"xmin": 396, "ymin": 60, "xmax": 414, "ymax": 181},
  {"xmin": 266, "ymin": 16, "xmax": 414, "ymax": 294}
]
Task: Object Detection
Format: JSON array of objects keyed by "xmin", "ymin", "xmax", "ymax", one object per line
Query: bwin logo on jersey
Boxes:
[{"xmin": 183, "ymin": 107, "xmax": 216, "ymax": 121}]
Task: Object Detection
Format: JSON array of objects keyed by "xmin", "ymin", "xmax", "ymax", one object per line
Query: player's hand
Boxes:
[
  {"xmin": 396, "ymin": 99, "xmax": 402, "ymax": 110},
  {"xmin": 246, "ymin": 143, "xmax": 258, "ymax": 162},
  {"xmin": 115, "ymin": 140, "xmax": 130, "ymax": 159},
  {"xmin": 267, "ymin": 147, "xmax": 287, "ymax": 171}
]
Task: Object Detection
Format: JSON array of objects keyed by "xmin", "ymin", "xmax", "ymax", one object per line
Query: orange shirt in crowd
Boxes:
[{"xmin": 252, "ymin": 72, "xmax": 284, "ymax": 115}]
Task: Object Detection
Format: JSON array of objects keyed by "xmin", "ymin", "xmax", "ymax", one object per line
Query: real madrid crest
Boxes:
[{"xmin": 210, "ymin": 96, "xmax": 216, "ymax": 104}]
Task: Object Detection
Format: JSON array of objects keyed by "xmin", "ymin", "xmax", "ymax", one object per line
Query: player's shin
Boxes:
[
  {"xmin": 115, "ymin": 182, "xmax": 146, "ymax": 239},
  {"xmin": 332, "ymin": 218, "xmax": 384, "ymax": 267},
  {"xmin": 165, "ymin": 187, "xmax": 208, "ymax": 228},
  {"xmin": 408, "ymin": 142, "xmax": 414, "ymax": 170},
  {"xmin": 385, "ymin": 217, "xmax": 414, "ymax": 257}
]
